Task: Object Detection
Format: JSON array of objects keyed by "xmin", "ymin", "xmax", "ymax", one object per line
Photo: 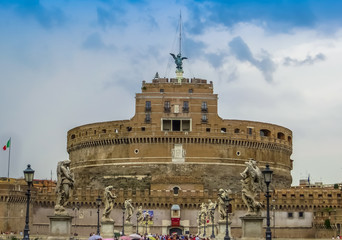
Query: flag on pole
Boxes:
[{"xmin": 3, "ymin": 139, "xmax": 11, "ymax": 151}]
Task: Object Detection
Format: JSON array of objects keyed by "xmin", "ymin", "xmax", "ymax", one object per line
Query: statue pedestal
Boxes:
[
  {"xmin": 101, "ymin": 220, "xmax": 115, "ymax": 238},
  {"xmin": 240, "ymin": 215, "xmax": 264, "ymax": 240},
  {"xmin": 47, "ymin": 215, "xmax": 73, "ymax": 240},
  {"xmin": 124, "ymin": 222, "xmax": 134, "ymax": 235},
  {"xmin": 141, "ymin": 224, "xmax": 150, "ymax": 235},
  {"xmin": 216, "ymin": 220, "xmax": 232, "ymax": 240}
]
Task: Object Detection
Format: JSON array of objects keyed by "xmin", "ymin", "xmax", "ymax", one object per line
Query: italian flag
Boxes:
[{"xmin": 3, "ymin": 139, "xmax": 10, "ymax": 151}]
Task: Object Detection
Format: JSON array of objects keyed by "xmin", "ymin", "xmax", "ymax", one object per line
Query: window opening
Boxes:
[
  {"xmin": 201, "ymin": 114, "xmax": 207, "ymax": 123},
  {"xmin": 145, "ymin": 113, "xmax": 151, "ymax": 123},
  {"xmin": 234, "ymin": 128, "xmax": 240, "ymax": 134},
  {"xmin": 183, "ymin": 101, "xmax": 189, "ymax": 112},
  {"xmin": 173, "ymin": 120, "xmax": 181, "ymax": 131},
  {"xmin": 141, "ymin": 127, "xmax": 145, "ymax": 131},
  {"xmin": 162, "ymin": 119, "xmax": 191, "ymax": 132},
  {"xmin": 145, "ymin": 101, "xmax": 151, "ymax": 112},
  {"xmin": 182, "ymin": 120, "xmax": 190, "ymax": 131},
  {"xmin": 206, "ymin": 128, "xmax": 210, "ymax": 132},
  {"xmin": 221, "ymin": 128, "xmax": 226, "ymax": 133},
  {"xmin": 277, "ymin": 132, "xmax": 285, "ymax": 140},
  {"xmin": 201, "ymin": 102, "xmax": 208, "ymax": 112},
  {"xmin": 164, "ymin": 101, "xmax": 171, "ymax": 113},
  {"xmin": 260, "ymin": 129, "xmax": 271, "ymax": 137}
]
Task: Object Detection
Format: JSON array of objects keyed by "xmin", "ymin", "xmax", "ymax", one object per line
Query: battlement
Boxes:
[
  {"xmin": 146, "ymin": 77, "xmax": 211, "ymax": 85},
  {"xmin": 3, "ymin": 185, "xmax": 342, "ymax": 212}
]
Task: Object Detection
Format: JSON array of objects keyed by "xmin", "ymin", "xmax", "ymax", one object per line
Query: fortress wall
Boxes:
[
  {"xmin": 2, "ymin": 183, "xmax": 342, "ymax": 237},
  {"xmin": 68, "ymin": 134, "xmax": 292, "ymax": 190},
  {"xmin": 67, "ymin": 119, "xmax": 292, "ymax": 151}
]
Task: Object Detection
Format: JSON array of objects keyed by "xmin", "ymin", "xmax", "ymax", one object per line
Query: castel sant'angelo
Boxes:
[
  {"xmin": 1, "ymin": 47, "xmax": 342, "ymax": 239},
  {"xmin": 67, "ymin": 61, "xmax": 293, "ymax": 194}
]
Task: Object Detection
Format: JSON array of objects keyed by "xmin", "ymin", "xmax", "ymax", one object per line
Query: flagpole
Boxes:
[{"xmin": 7, "ymin": 137, "xmax": 11, "ymax": 181}]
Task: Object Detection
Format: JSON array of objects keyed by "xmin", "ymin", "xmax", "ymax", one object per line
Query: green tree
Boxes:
[{"xmin": 324, "ymin": 219, "xmax": 332, "ymax": 229}]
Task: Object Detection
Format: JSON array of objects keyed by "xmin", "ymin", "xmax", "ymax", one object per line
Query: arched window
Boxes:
[
  {"xmin": 277, "ymin": 132, "xmax": 285, "ymax": 140},
  {"xmin": 288, "ymin": 136, "xmax": 292, "ymax": 143},
  {"xmin": 71, "ymin": 134, "xmax": 76, "ymax": 139},
  {"xmin": 260, "ymin": 129, "xmax": 271, "ymax": 137}
]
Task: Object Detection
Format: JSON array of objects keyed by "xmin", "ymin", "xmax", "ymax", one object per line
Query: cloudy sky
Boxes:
[{"xmin": 1, "ymin": 0, "xmax": 342, "ymax": 186}]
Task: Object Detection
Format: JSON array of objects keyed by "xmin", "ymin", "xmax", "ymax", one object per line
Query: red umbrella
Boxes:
[{"xmin": 120, "ymin": 236, "xmax": 132, "ymax": 240}]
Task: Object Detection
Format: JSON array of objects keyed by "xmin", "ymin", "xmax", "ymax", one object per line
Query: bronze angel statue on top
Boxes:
[{"xmin": 170, "ymin": 53, "xmax": 187, "ymax": 71}]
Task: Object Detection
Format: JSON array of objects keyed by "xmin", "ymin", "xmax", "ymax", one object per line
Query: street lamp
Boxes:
[
  {"xmin": 210, "ymin": 205, "xmax": 215, "ymax": 238},
  {"xmin": 73, "ymin": 203, "xmax": 80, "ymax": 236},
  {"xmin": 122, "ymin": 205, "xmax": 126, "ymax": 236},
  {"xmin": 203, "ymin": 211, "xmax": 206, "ymax": 237},
  {"xmin": 96, "ymin": 195, "xmax": 102, "ymax": 235},
  {"xmin": 262, "ymin": 164, "xmax": 273, "ymax": 240},
  {"xmin": 224, "ymin": 195, "xmax": 232, "ymax": 240},
  {"xmin": 23, "ymin": 164, "xmax": 35, "ymax": 240},
  {"xmin": 136, "ymin": 214, "xmax": 138, "ymax": 234}
]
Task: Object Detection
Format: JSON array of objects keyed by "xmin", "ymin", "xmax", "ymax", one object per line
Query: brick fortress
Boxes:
[{"xmin": 67, "ymin": 76, "xmax": 293, "ymax": 192}]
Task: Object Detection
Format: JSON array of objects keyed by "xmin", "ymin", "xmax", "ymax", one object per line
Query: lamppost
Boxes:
[
  {"xmin": 272, "ymin": 199, "xmax": 276, "ymax": 238},
  {"xmin": 23, "ymin": 164, "xmax": 35, "ymax": 240},
  {"xmin": 136, "ymin": 212, "xmax": 139, "ymax": 234},
  {"xmin": 145, "ymin": 215, "xmax": 148, "ymax": 235},
  {"xmin": 96, "ymin": 195, "xmax": 102, "ymax": 235},
  {"xmin": 203, "ymin": 211, "xmax": 206, "ymax": 237},
  {"xmin": 73, "ymin": 203, "xmax": 80, "ymax": 236},
  {"xmin": 262, "ymin": 164, "xmax": 273, "ymax": 240},
  {"xmin": 122, "ymin": 205, "xmax": 126, "ymax": 236},
  {"xmin": 224, "ymin": 194, "xmax": 232, "ymax": 240},
  {"xmin": 210, "ymin": 205, "xmax": 215, "ymax": 238}
]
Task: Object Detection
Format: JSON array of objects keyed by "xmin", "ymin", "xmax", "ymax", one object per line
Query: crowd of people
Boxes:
[{"xmin": 87, "ymin": 233, "xmax": 210, "ymax": 240}]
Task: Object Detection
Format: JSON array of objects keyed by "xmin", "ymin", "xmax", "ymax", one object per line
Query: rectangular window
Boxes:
[
  {"xmin": 145, "ymin": 113, "xmax": 151, "ymax": 123},
  {"xmin": 163, "ymin": 120, "xmax": 171, "ymax": 131},
  {"xmin": 162, "ymin": 119, "xmax": 192, "ymax": 132},
  {"xmin": 182, "ymin": 120, "xmax": 190, "ymax": 131},
  {"xmin": 201, "ymin": 102, "xmax": 208, "ymax": 112},
  {"xmin": 247, "ymin": 127, "xmax": 253, "ymax": 135},
  {"xmin": 183, "ymin": 101, "xmax": 189, "ymax": 112},
  {"xmin": 164, "ymin": 101, "xmax": 170, "ymax": 112},
  {"xmin": 145, "ymin": 101, "xmax": 151, "ymax": 111},
  {"xmin": 173, "ymin": 120, "xmax": 181, "ymax": 131},
  {"xmin": 299, "ymin": 212, "xmax": 304, "ymax": 218},
  {"xmin": 288, "ymin": 212, "xmax": 293, "ymax": 218},
  {"xmin": 201, "ymin": 114, "xmax": 208, "ymax": 123}
]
